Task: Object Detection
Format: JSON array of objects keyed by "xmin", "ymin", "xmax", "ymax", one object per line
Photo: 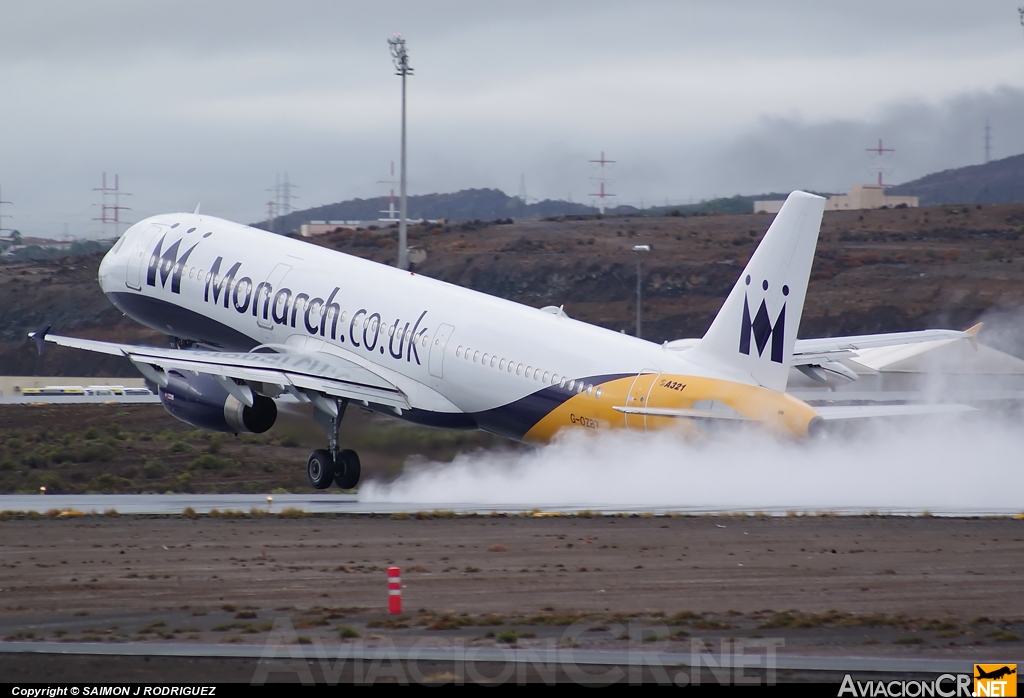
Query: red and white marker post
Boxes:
[{"xmin": 387, "ymin": 566, "xmax": 402, "ymax": 614}]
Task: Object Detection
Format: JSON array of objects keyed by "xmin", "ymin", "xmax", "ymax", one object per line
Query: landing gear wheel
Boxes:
[
  {"xmin": 307, "ymin": 449, "xmax": 335, "ymax": 490},
  {"xmin": 335, "ymin": 449, "xmax": 361, "ymax": 490}
]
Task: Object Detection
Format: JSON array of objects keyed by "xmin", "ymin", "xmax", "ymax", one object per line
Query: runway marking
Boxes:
[{"xmin": 0, "ymin": 494, "xmax": 1020, "ymax": 518}]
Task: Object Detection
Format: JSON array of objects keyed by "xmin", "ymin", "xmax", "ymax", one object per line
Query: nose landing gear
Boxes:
[{"xmin": 307, "ymin": 397, "xmax": 362, "ymax": 491}]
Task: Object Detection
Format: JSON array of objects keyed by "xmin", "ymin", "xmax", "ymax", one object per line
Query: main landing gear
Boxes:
[{"xmin": 307, "ymin": 398, "xmax": 361, "ymax": 491}]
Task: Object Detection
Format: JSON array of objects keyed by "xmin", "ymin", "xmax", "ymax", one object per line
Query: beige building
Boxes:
[
  {"xmin": 823, "ymin": 184, "xmax": 918, "ymax": 211},
  {"xmin": 299, "ymin": 221, "xmax": 362, "ymax": 237},
  {"xmin": 755, "ymin": 184, "xmax": 918, "ymax": 214}
]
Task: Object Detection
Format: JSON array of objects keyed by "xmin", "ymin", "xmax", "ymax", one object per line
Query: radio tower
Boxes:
[
  {"xmin": 93, "ymin": 173, "xmax": 131, "ymax": 238},
  {"xmin": 378, "ymin": 161, "xmax": 400, "ymax": 222},
  {"xmin": 865, "ymin": 139, "xmax": 895, "ymax": 187},
  {"xmin": 588, "ymin": 151, "xmax": 616, "ymax": 214},
  {"xmin": 0, "ymin": 186, "xmax": 11, "ymax": 238}
]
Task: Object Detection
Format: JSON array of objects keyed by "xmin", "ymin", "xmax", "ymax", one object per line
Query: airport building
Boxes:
[
  {"xmin": 755, "ymin": 184, "xmax": 918, "ymax": 214},
  {"xmin": 299, "ymin": 221, "xmax": 364, "ymax": 237},
  {"xmin": 0, "ymin": 376, "xmax": 147, "ymax": 398}
]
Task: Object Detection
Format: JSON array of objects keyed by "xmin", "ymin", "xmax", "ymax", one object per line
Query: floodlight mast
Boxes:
[{"xmin": 389, "ymin": 33, "xmax": 414, "ymax": 270}]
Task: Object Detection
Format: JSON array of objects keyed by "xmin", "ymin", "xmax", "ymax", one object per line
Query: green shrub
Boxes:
[
  {"xmin": 88, "ymin": 473, "xmax": 131, "ymax": 493},
  {"xmin": 168, "ymin": 441, "xmax": 195, "ymax": 454},
  {"xmin": 177, "ymin": 473, "xmax": 194, "ymax": 492},
  {"xmin": 79, "ymin": 444, "xmax": 117, "ymax": 463},
  {"xmin": 143, "ymin": 461, "xmax": 165, "ymax": 479},
  {"xmin": 191, "ymin": 454, "xmax": 233, "ymax": 470},
  {"xmin": 21, "ymin": 453, "xmax": 49, "ymax": 469},
  {"xmin": 83, "ymin": 428, "xmax": 100, "ymax": 440}
]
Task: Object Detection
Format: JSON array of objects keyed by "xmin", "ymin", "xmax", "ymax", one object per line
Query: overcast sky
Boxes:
[{"xmin": 3, "ymin": 1, "xmax": 1024, "ymax": 238}]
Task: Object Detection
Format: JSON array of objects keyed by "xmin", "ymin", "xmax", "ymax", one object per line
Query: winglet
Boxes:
[
  {"xmin": 964, "ymin": 322, "xmax": 982, "ymax": 351},
  {"xmin": 27, "ymin": 324, "xmax": 51, "ymax": 356},
  {"xmin": 193, "ymin": 203, "xmax": 201, "ymax": 215}
]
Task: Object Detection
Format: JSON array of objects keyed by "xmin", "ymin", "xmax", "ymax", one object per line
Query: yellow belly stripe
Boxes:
[{"xmin": 523, "ymin": 373, "xmax": 820, "ymax": 444}]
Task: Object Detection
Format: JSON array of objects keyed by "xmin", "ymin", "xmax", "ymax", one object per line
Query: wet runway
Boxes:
[
  {"xmin": 0, "ymin": 641, "xmax": 984, "ymax": 674},
  {"xmin": 0, "ymin": 493, "xmax": 1020, "ymax": 517}
]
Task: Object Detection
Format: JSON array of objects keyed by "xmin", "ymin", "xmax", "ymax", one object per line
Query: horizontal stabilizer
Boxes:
[{"xmin": 814, "ymin": 403, "xmax": 975, "ymax": 420}]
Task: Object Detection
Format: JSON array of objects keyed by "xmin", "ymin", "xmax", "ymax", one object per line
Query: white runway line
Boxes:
[{"xmin": 0, "ymin": 493, "xmax": 1020, "ymax": 517}]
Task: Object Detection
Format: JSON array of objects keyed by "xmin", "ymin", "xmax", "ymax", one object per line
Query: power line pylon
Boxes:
[
  {"xmin": 588, "ymin": 151, "xmax": 616, "ymax": 214},
  {"xmin": 0, "ymin": 186, "xmax": 12, "ymax": 237},
  {"xmin": 93, "ymin": 173, "xmax": 131, "ymax": 238},
  {"xmin": 378, "ymin": 161, "xmax": 400, "ymax": 222},
  {"xmin": 865, "ymin": 139, "xmax": 895, "ymax": 187}
]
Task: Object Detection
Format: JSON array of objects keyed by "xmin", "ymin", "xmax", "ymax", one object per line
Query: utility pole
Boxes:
[
  {"xmin": 389, "ymin": 33, "xmax": 413, "ymax": 270},
  {"xmin": 632, "ymin": 244, "xmax": 650, "ymax": 338},
  {"xmin": 985, "ymin": 120, "xmax": 992, "ymax": 164}
]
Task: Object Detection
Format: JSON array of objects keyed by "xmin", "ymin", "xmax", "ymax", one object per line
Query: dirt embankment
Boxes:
[{"xmin": 4, "ymin": 204, "xmax": 1024, "ymax": 376}]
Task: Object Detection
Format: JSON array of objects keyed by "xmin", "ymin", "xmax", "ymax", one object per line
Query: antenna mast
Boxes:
[
  {"xmin": 865, "ymin": 139, "xmax": 895, "ymax": 187},
  {"xmin": 378, "ymin": 161, "xmax": 400, "ymax": 222},
  {"xmin": 588, "ymin": 151, "xmax": 616, "ymax": 214},
  {"xmin": 93, "ymin": 173, "xmax": 131, "ymax": 238},
  {"xmin": 0, "ymin": 186, "xmax": 11, "ymax": 237}
]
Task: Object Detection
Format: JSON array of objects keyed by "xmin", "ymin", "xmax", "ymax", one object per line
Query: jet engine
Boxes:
[{"xmin": 158, "ymin": 370, "xmax": 277, "ymax": 434}]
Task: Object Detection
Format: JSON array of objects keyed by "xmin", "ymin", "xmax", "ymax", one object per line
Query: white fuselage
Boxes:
[{"xmin": 98, "ymin": 214, "xmax": 764, "ymax": 440}]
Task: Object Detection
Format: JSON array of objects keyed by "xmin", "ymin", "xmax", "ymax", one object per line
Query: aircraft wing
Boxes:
[{"xmin": 38, "ymin": 333, "xmax": 410, "ymax": 410}]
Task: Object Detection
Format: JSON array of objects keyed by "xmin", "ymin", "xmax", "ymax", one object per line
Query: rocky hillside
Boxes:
[
  {"xmin": 4, "ymin": 203, "xmax": 1024, "ymax": 376},
  {"xmin": 888, "ymin": 153, "xmax": 1024, "ymax": 206}
]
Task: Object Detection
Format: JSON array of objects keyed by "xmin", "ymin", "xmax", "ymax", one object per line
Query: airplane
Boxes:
[
  {"xmin": 31, "ymin": 191, "xmax": 977, "ymax": 490},
  {"xmin": 976, "ymin": 666, "xmax": 1017, "ymax": 681}
]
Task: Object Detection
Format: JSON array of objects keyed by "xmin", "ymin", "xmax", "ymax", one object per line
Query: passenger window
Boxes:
[
  {"xmin": 525, "ymin": 366, "xmax": 532, "ymax": 378},
  {"xmin": 542, "ymin": 371, "xmax": 549, "ymax": 382},
  {"xmin": 596, "ymin": 387, "xmax": 603, "ymax": 399},
  {"xmin": 499, "ymin": 359, "xmax": 506, "ymax": 370},
  {"xmin": 516, "ymin": 363, "xmax": 523, "ymax": 375},
  {"xmin": 482, "ymin": 353, "xmax": 489, "ymax": 364},
  {"xmin": 474, "ymin": 351, "xmax": 480, "ymax": 362},
  {"xmin": 490, "ymin": 356, "xmax": 497, "ymax": 368},
  {"xmin": 456, "ymin": 346, "xmax": 462, "ymax": 357}
]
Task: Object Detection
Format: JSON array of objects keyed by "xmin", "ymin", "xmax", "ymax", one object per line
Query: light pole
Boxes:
[
  {"xmin": 632, "ymin": 244, "xmax": 650, "ymax": 338},
  {"xmin": 388, "ymin": 33, "xmax": 413, "ymax": 270}
]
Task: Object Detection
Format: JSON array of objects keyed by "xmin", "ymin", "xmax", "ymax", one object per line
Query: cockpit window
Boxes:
[{"xmin": 109, "ymin": 234, "xmax": 127, "ymax": 254}]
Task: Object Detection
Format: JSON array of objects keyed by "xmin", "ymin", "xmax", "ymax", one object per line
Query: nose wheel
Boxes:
[{"xmin": 308, "ymin": 397, "xmax": 362, "ymax": 491}]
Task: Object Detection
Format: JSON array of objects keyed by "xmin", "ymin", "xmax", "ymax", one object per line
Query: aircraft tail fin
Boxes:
[{"xmin": 688, "ymin": 191, "xmax": 825, "ymax": 393}]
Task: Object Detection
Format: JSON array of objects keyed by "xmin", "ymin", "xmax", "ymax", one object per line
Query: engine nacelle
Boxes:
[{"xmin": 159, "ymin": 370, "xmax": 277, "ymax": 434}]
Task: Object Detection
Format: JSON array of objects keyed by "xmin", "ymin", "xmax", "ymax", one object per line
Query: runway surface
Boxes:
[
  {"xmin": 1, "ymin": 493, "xmax": 1021, "ymax": 516},
  {"xmin": 0, "ymin": 641, "xmax": 988, "ymax": 674}
]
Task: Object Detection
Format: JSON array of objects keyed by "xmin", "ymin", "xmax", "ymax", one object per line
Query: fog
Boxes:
[{"xmin": 360, "ymin": 415, "xmax": 1024, "ymax": 514}]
